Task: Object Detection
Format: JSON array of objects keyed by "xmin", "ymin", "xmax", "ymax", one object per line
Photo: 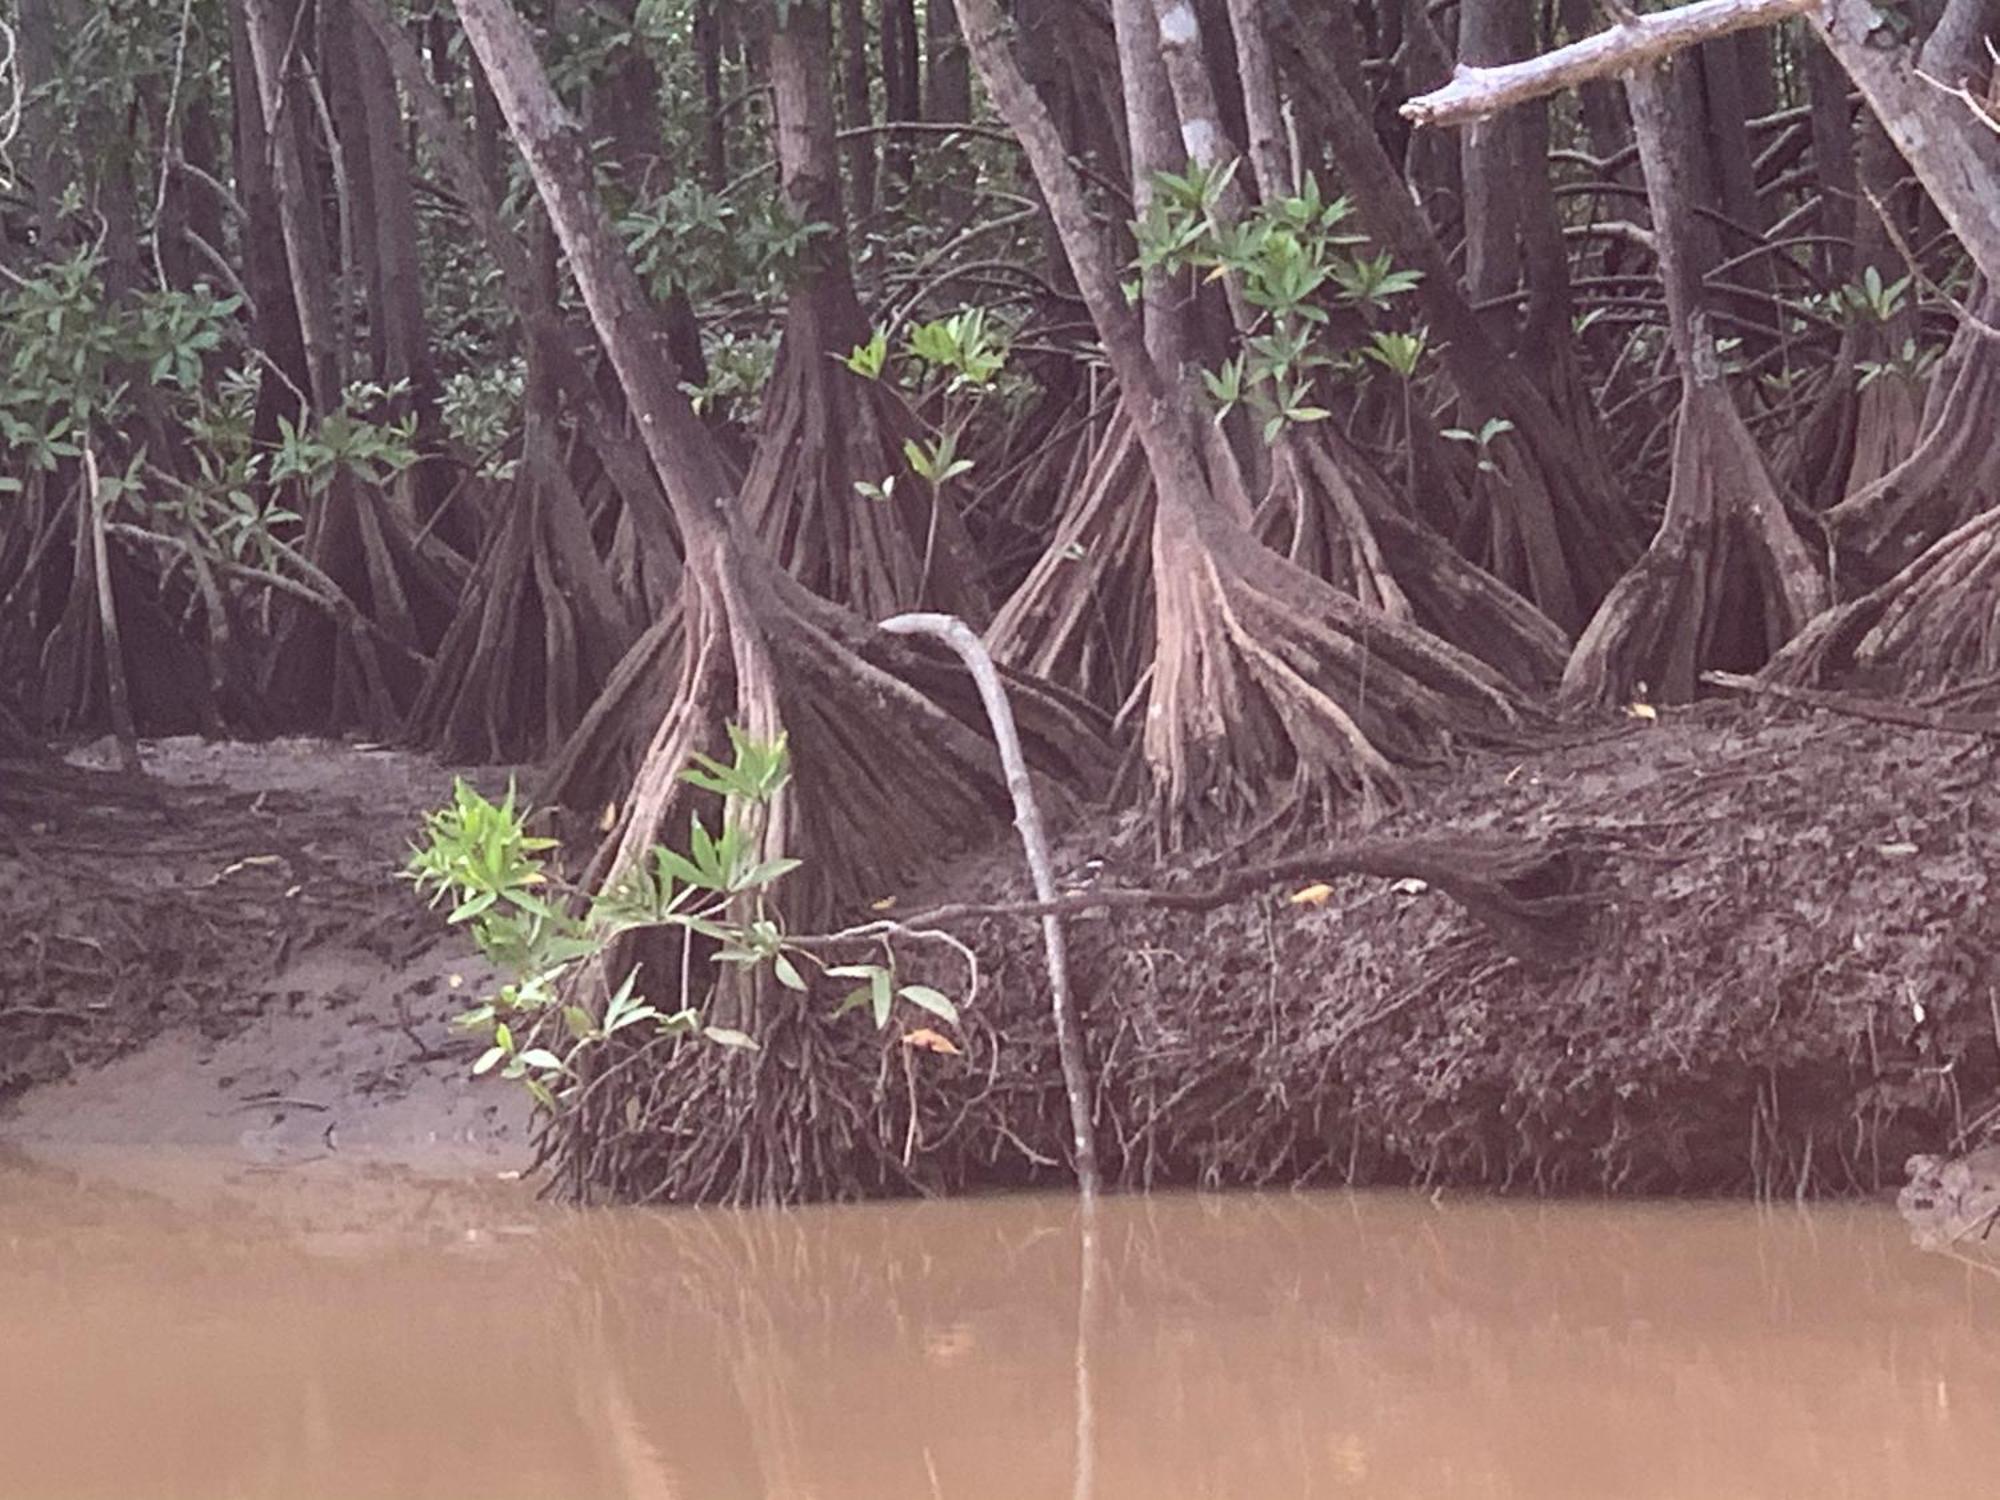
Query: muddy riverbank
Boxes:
[
  {"xmin": 0, "ymin": 738, "xmax": 529, "ymax": 1174},
  {"xmin": 1, "ymin": 701, "xmax": 1994, "ymax": 1197}
]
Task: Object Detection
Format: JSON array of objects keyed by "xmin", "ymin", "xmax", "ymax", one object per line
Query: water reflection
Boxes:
[{"xmin": 3, "ymin": 1153, "xmax": 1998, "ymax": 1499}]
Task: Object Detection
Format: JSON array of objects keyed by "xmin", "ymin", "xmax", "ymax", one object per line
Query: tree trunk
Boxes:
[
  {"xmin": 696, "ymin": 0, "xmax": 728, "ymax": 187},
  {"xmin": 1563, "ymin": 63, "xmax": 1827, "ymax": 706},
  {"xmin": 926, "ymin": 0, "xmax": 972, "ymax": 124},
  {"xmin": 238, "ymin": 0, "xmax": 340, "ymax": 407},
  {"xmin": 1460, "ymin": 0, "xmax": 1528, "ymax": 342},
  {"xmin": 228, "ymin": 0, "xmax": 313, "ymax": 442},
  {"xmin": 14, "ymin": 0, "xmax": 71, "ymax": 248},
  {"xmin": 880, "ymin": 0, "xmax": 922, "ymax": 193},
  {"xmin": 452, "ymin": 0, "xmax": 1114, "ymax": 1202},
  {"xmin": 837, "ymin": 0, "xmax": 877, "ymax": 217},
  {"xmin": 742, "ymin": 0, "xmax": 988, "ymax": 622},
  {"xmin": 961, "ymin": 0, "xmax": 1531, "ymax": 836},
  {"xmin": 350, "ymin": 5, "xmax": 450, "ymax": 523}
]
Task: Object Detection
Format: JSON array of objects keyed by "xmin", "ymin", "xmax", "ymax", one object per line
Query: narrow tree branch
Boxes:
[
  {"xmin": 883, "ymin": 834, "xmax": 1601, "ymax": 968},
  {"xmin": 880, "ymin": 610, "xmax": 1101, "ymax": 1200},
  {"xmin": 1402, "ymin": 0, "xmax": 1816, "ymax": 128},
  {"xmin": 1408, "ymin": 0, "xmax": 1815, "ymax": 126}
]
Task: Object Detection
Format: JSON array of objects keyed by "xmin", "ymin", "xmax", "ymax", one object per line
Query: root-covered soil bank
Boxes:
[
  {"xmin": 3, "ymin": 704, "xmax": 1994, "ymax": 1199},
  {"xmin": 899, "ymin": 700, "xmax": 1998, "ymax": 1199}
]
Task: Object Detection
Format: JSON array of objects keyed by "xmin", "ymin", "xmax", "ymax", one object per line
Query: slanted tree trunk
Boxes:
[
  {"xmin": 962, "ymin": 0, "xmax": 1530, "ymax": 837},
  {"xmin": 452, "ymin": 0, "xmax": 1113, "ymax": 1201},
  {"xmin": 1562, "ymin": 62, "xmax": 1827, "ymax": 706}
]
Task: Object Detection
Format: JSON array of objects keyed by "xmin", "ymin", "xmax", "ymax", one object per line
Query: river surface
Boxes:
[{"xmin": 2, "ymin": 1151, "xmax": 1996, "ymax": 1500}]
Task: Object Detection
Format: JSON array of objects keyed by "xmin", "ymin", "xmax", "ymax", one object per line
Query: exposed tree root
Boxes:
[
  {"xmin": 1564, "ymin": 379, "xmax": 1827, "ymax": 705},
  {"xmin": 1824, "ymin": 293, "xmax": 2000, "ymax": 579},
  {"xmin": 1763, "ymin": 504, "xmax": 2000, "ymax": 706},
  {"xmin": 6, "ymin": 480, "xmax": 223, "ymax": 738},
  {"xmin": 406, "ymin": 367, "xmax": 638, "ymax": 762},
  {"xmin": 1786, "ymin": 335, "xmax": 1925, "ymax": 514},
  {"xmin": 1145, "ymin": 494, "xmax": 1530, "ymax": 836},
  {"xmin": 268, "ymin": 477, "xmax": 457, "ymax": 732},
  {"xmin": 1259, "ymin": 426, "xmax": 1571, "ymax": 689},
  {"xmin": 984, "ymin": 413, "xmax": 1156, "ymax": 713},
  {"xmin": 740, "ymin": 325, "xmax": 989, "ymax": 622},
  {"xmin": 541, "ymin": 610, "xmax": 685, "ymax": 826}
]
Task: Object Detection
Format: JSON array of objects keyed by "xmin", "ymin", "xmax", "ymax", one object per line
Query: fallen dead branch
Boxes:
[
  {"xmin": 1703, "ymin": 669, "xmax": 2000, "ymax": 736},
  {"xmin": 878, "ymin": 832, "xmax": 1603, "ymax": 969}
]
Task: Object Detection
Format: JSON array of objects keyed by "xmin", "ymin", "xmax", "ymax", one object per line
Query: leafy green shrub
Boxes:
[{"xmin": 405, "ymin": 729, "xmax": 960, "ymax": 1110}]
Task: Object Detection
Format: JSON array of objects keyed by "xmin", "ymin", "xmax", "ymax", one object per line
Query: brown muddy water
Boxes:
[{"xmin": 2, "ymin": 1154, "xmax": 1996, "ymax": 1500}]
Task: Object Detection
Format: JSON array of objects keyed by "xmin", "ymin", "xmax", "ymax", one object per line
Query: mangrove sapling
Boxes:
[{"xmin": 404, "ymin": 735, "xmax": 968, "ymax": 1119}]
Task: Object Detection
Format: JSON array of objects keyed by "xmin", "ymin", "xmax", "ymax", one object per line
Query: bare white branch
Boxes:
[{"xmin": 1401, "ymin": 0, "xmax": 1817, "ymax": 129}]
